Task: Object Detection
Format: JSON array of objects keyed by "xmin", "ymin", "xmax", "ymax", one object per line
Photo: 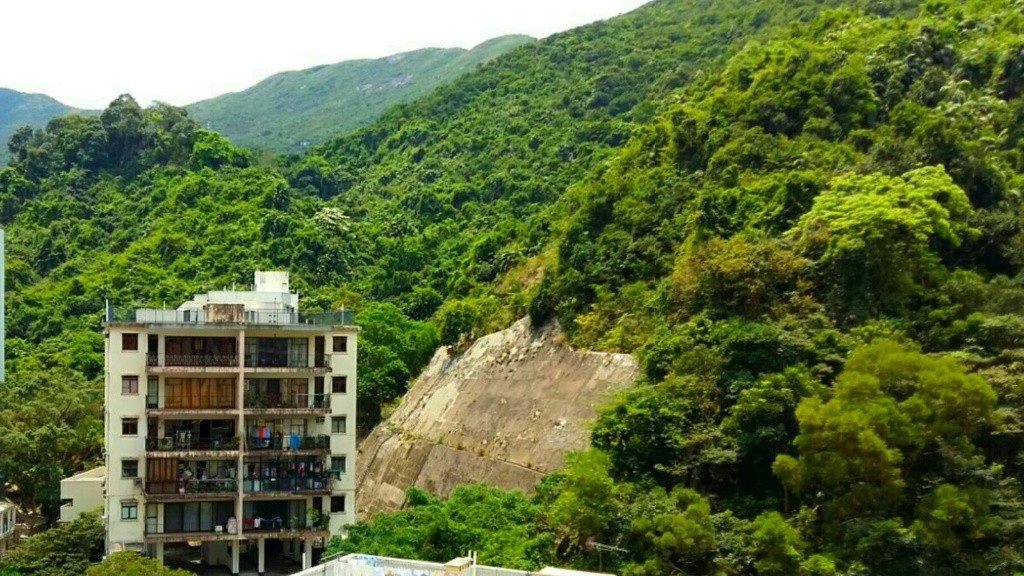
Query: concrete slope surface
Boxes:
[{"xmin": 355, "ymin": 317, "xmax": 637, "ymax": 518}]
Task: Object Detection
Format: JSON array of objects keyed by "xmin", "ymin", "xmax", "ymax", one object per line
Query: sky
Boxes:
[{"xmin": 0, "ymin": 0, "xmax": 649, "ymax": 110}]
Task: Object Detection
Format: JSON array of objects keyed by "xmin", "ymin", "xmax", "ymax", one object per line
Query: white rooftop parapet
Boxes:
[{"xmin": 293, "ymin": 554, "xmax": 616, "ymax": 576}]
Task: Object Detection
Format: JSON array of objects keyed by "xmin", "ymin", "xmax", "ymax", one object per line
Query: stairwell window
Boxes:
[
  {"xmin": 122, "ymin": 333, "xmax": 139, "ymax": 351},
  {"xmin": 331, "ymin": 416, "xmax": 347, "ymax": 434},
  {"xmin": 122, "ymin": 459, "xmax": 139, "ymax": 478},
  {"xmin": 121, "ymin": 418, "xmax": 139, "ymax": 436},
  {"xmin": 332, "ymin": 376, "xmax": 347, "ymax": 394},
  {"xmin": 121, "ymin": 500, "xmax": 138, "ymax": 521},
  {"xmin": 332, "ymin": 336, "xmax": 348, "ymax": 353},
  {"xmin": 122, "ymin": 375, "xmax": 139, "ymax": 395},
  {"xmin": 331, "ymin": 455, "xmax": 347, "ymax": 476}
]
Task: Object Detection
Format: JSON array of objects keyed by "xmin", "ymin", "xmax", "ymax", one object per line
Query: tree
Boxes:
[
  {"xmin": 775, "ymin": 340, "xmax": 998, "ymax": 549},
  {"xmin": 788, "ymin": 166, "xmax": 976, "ymax": 320},
  {"xmin": 0, "ymin": 512, "xmax": 104, "ymax": 576},
  {"xmin": 84, "ymin": 552, "xmax": 193, "ymax": 576}
]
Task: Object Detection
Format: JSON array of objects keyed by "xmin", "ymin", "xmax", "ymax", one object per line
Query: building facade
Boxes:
[{"xmin": 103, "ymin": 271, "xmax": 357, "ymax": 574}]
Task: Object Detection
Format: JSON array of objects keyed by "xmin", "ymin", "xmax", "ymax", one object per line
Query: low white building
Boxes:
[
  {"xmin": 296, "ymin": 554, "xmax": 617, "ymax": 576},
  {"xmin": 0, "ymin": 498, "xmax": 16, "ymax": 556},
  {"xmin": 59, "ymin": 466, "xmax": 106, "ymax": 522}
]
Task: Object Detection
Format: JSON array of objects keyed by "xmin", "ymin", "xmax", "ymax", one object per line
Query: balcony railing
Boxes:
[
  {"xmin": 146, "ymin": 478, "xmax": 238, "ymax": 496},
  {"xmin": 244, "ymin": 393, "xmax": 329, "ymax": 410},
  {"xmin": 244, "ymin": 353, "xmax": 331, "ymax": 369},
  {"xmin": 242, "ymin": 474, "xmax": 333, "ymax": 493},
  {"xmin": 146, "ymin": 437, "xmax": 239, "ymax": 451},
  {"xmin": 246, "ymin": 434, "xmax": 330, "ymax": 452},
  {"xmin": 148, "ymin": 353, "xmax": 239, "ymax": 368},
  {"xmin": 107, "ymin": 306, "xmax": 355, "ymax": 327}
]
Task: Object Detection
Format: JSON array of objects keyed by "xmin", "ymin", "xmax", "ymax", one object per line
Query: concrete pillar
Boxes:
[
  {"xmin": 236, "ymin": 329, "xmax": 246, "ymax": 536},
  {"xmin": 231, "ymin": 541, "xmax": 240, "ymax": 575},
  {"xmin": 292, "ymin": 539, "xmax": 301, "ymax": 564},
  {"xmin": 303, "ymin": 537, "xmax": 313, "ymax": 570},
  {"xmin": 257, "ymin": 538, "xmax": 266, "ymax": 576},
  {"xmin": 155, "ymin": 542, "xmax": 164, "ymax": 565}
]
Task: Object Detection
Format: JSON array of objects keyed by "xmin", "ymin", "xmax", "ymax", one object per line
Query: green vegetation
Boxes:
[
  {"xmin": 0, "ymin": 512, "xmax": 104, "ymax": 576},
  {"xmin": 84, "ymin": 552, "xmax": 192, "ymax": 576},
  {"xmin": 0, "ymin": 88, "xmax": 77, "ymax": 165},
  {"xmin": 186, "ymin": 35, "xmax": 534, "ymax": 154},
  {"xmin": 4, "ymin": 0, "xmax": 1024, "ymax": 573}
]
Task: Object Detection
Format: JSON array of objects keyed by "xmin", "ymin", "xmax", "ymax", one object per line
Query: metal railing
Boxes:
[
  {"xmin": 107, "ymin": 306, "xmax": 355, "ymax": 327},
  {"xmin": 242, "ymin": 474, "xmax": 333, "ymax": 493},
  {"xmin": 146, "ymin": 478, "xmax": 238, "ymax": 496},
  {"xmin": 245, "ymin": 393, "xmax": 329, "ymax": 410},
  {"xmin": 246, "ymin": 434, "xmax": 330, "ymax": 452},
  {"xmin": 244, "ymin": 353, "xmax": 330, "ymax": 369},
  {"xmin": 146, "ymin": 437, "xmax": 239, "ymax": 451},
  {"xmin": 148, "ymin": 353, "xmax": 239, "ymax": 367}
]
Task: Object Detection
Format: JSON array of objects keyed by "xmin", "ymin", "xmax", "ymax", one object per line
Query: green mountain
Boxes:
[
  {"xmin": 185, "ymin": 35, "xmax": 535, "ymax": 154},
  {"xmin": 4, "ymin": 0, "xmax": 1024, "ymax": 573},
  {"xmin": 0, "ymin": 88, "xmax": 77, "ymax": 164}
]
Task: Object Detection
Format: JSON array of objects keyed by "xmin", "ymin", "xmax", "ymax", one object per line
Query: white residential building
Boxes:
[{"xmin": 102, "ymin": 271, "xmax": 358, "ymax": 575}]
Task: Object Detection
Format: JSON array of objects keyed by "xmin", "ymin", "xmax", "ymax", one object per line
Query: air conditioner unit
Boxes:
[{"xmin": 133, "ymin": 477, "xmax": 144, "ymax": 487}]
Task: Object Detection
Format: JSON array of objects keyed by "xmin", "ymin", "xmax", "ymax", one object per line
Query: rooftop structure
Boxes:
[
  {"xmin": 100, "ymin": 271, "xmax": 358, "ymax": 575},
  {"xmin": 59, "ymin": 466, "xmax": 105, "ymax": 522}
]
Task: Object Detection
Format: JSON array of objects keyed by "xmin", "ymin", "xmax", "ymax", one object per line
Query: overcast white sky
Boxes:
[{"xmin": 0, "ymin": 0, "xmax": 648, "ymax": 109}]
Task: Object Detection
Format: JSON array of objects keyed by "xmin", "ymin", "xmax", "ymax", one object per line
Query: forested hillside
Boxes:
[
  {"xmin": 0, "ymin": 88, "xmax": 77, "ymax": 165},
  {"xmin": 4, "ymin": 0, "xmax": 1024, "ymax": 574},
  {"xmin": 186, "ymin": 35, "xmax": 534, "ymax": 154}
]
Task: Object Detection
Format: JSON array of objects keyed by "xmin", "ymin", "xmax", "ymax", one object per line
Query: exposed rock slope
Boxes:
[{"xmin": 355, "ymin": 317, "xmax": 637, "ymax": 518}]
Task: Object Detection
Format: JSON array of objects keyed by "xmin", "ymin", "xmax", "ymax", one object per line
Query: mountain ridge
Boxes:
[{"xmin": 185, "ymin": 34, "xmax": 535, "ymax": 153}]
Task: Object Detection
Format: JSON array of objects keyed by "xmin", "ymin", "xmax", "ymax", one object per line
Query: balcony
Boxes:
[
  {"xmin": 244, "ymin": 353, "xmax": 331, "ymax": 374},
  {"xmin": 147, "ymin": 353, "xmax": 240, "ymax": 373},
  {"xmin": 146, "ymin": 436, "xmax": 240, "ymax": 458},
  {"xmin": 244, "ymin": 393, "xmax": 329, "ymax": 415},
  {"xmin": 145, "ymin": 478, "xmax": 238, "ymax": 501},
  {"xmin": 242, "ymin": 475, "xmax": 334, "ymax": 498},
  {"xmin": 246, "ymin": 434, "xmax": 330, "ymax": 455}
]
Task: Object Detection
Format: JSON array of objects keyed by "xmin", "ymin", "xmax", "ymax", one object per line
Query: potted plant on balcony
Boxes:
[
  {"xmin": 308, "ymin": 508, "xmax": 328, "ymax": 530},
  {"xmin": 229, "ymin": 436, "xmax": 241, "ymax": 450}
]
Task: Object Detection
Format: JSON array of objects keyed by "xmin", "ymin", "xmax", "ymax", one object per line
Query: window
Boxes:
[
  {"xmin": 331, "ymin": 376, "xmax": 348, "ymax": 394},
  {"xmin": 121, "ymin": 418, "xmax": 139, "ymax": 436},
  {"xmin": 332, "ymin": 336, "xmax": 348, "ymax": 353},
  {"xmin": 331, "ymin": 416, "xmax": 347, "ymax": 434},
  {"xmin": 331, "ymin": 455, "xmax": 347, "ymax": 475},
  {"xmin": 122, "ymin": 375, "xmax": 139, "ymax": 395},
  {"xmin": 331, "ymin": 496, "xmax": 346, "ymax": 513},
  {"xmin": 122, "ymin": 333, "xmax": 139, "ymax": 351},
  {"xmin": 121, "ymin": 500, "xmax": 138, "ymax": 520},
  {"xmin": 122, "ymin": 459, "xmax": 139, "ymax": 478}
]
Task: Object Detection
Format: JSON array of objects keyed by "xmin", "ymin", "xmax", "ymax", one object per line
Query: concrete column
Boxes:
[
  {"xmin": 155, "ymin": 542, "xmax": 164, "ymax": 565},
  {"xmin": 292, "ymin": 539, "xmax": 301, "ymax": 564},
  {"xmin": 231, "ymin": 541, "xmax": 240, "ymax": 575},
  {"xmin": 257, "ymin": 538, "xmax": 266, "ymax": 576},
  {"xmin": 303, "ymin": 537, "xmax": 313, "ymax": 570},
  {"xmin": 236, "ymin": 329, "xmax": 246, "ymax": 540}
]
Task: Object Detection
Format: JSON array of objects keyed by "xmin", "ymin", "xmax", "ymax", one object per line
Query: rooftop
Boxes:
[
  {"xmin": 105, "ymin": 271, "xmax": 355, "ymax": 328},
  {"xmin": 61, "ymin": 466, "xmax": 106, "ymax": 483},
  {"xmin": 308, "ymin": 554, "xmax": 616, "ymax": 576}
]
